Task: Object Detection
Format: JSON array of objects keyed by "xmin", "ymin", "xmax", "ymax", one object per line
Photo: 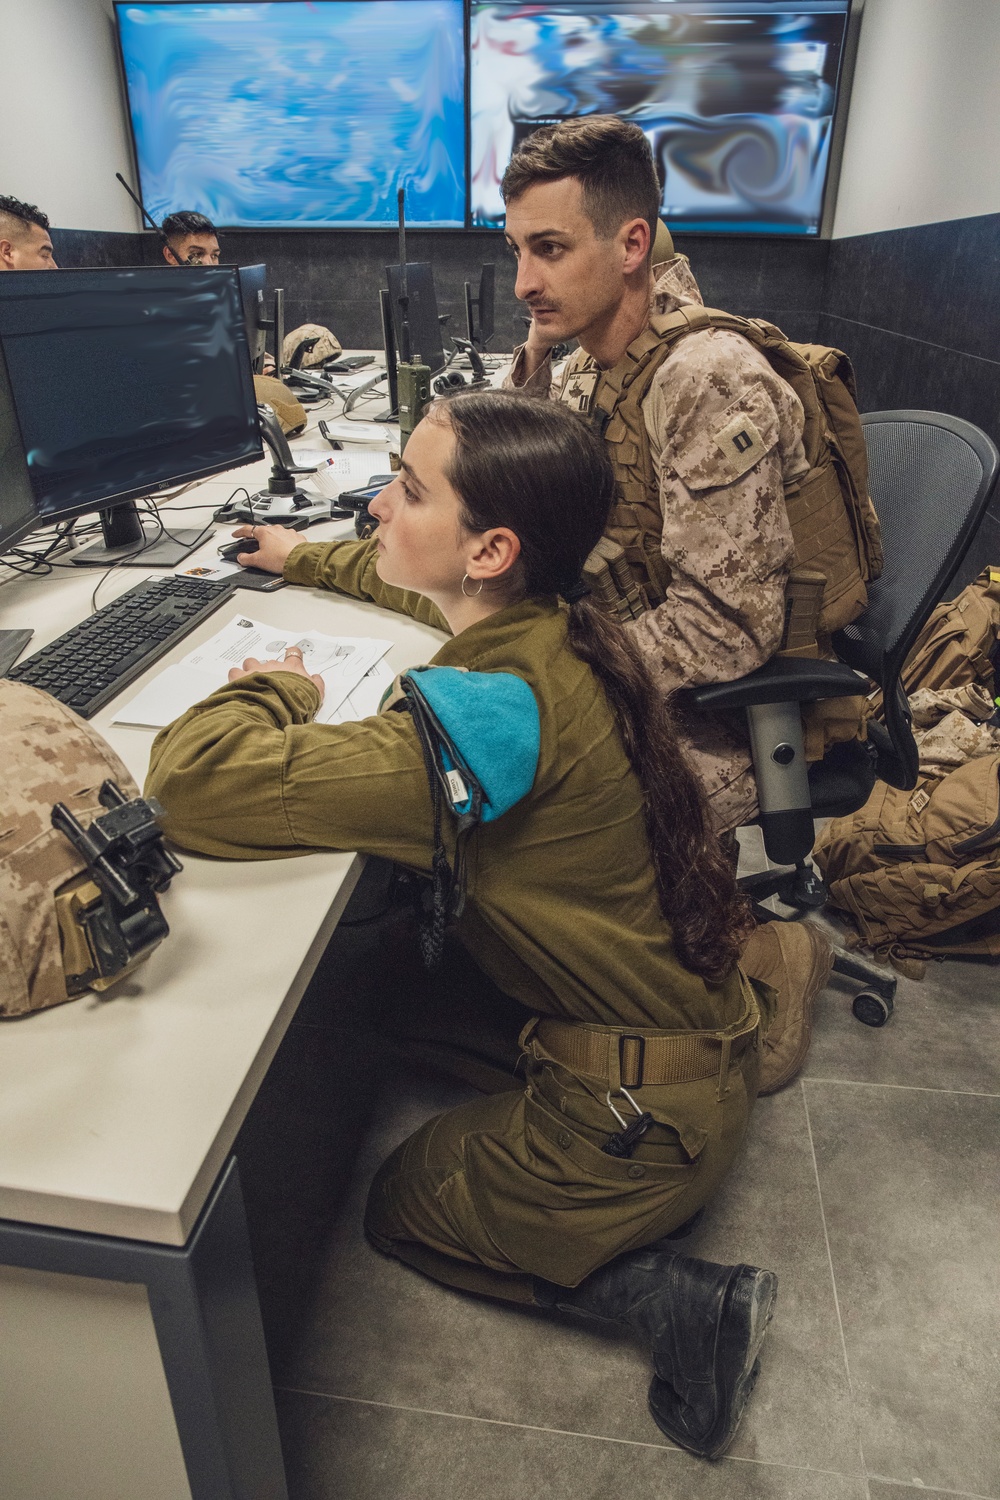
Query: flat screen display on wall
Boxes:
[
  {"xmin": 115, "ymin": 1, "xmax": 467, "ymax": 227},
  {"xmin": 470, "ymin": 1, "xmax": 851, "ymax": 234}
]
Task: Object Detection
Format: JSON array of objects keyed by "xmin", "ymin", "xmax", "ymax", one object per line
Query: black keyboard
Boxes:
[{"xmin": 7, "ymin": 575, "xmax": 233, "ymax": 719}]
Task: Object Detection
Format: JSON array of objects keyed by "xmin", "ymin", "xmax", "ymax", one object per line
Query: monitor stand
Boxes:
[{"xmin": 70, "ymin": 500, "xmax": 208, "ymax": 568}]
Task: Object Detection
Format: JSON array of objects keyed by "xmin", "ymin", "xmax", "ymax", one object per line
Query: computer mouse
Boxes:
[{"xmin": 217, "ymin": 536, "xmax": 260, "ymax": 561}]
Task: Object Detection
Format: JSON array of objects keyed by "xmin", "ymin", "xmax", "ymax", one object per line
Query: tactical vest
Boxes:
[{"xmin": 556, "ymin": 305, "xmax": 883, "ymax": 638}]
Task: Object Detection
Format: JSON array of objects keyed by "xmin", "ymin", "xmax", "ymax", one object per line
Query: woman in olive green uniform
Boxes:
[{"xmin": 147, "ymin": 392, "xmax": 776, "ymax": 1460}]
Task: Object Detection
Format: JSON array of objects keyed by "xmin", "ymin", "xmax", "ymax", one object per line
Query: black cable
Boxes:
[{"xmin": 90, "ymin": 499, "xmax": 169, "ymax": 613}]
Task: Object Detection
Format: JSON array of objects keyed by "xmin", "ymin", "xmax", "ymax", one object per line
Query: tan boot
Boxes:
[{"xmin": 741, "ymin": 921, "xmax": 833, "ymax": 1094}]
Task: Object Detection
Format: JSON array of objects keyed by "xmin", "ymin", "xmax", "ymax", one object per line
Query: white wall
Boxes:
[
  {"xmin": 833, "ymin": 0, "xmax": 1000, "ymax": 238},
  {"xmin": 0, "ymin": 0, "xmax": 140, "ymax": 232}
]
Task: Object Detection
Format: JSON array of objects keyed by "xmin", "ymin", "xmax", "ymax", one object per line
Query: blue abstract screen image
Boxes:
[
  {"xmin": 116, "ymin": 2, "xmax": 466, "ymax": 227},
  {"xmin": 471, "ymin": 1, "xmax": 851, "ymax": 234}
]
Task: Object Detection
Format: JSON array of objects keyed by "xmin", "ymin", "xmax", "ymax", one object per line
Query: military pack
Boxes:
[
  {"xmin": 814, "ymin": 751, "xmax": 1000, "ymax": 965},
  {"xmin": 558, "ymin": 300, "xmax": 883, "ymax": 640},
  {"xmin": 868, "ymin": 565, "xmax": 1000, "ymax": 720},
  {"xmin": 811, "ymin": 567, "xmax": 1000, "ymax": 964}
]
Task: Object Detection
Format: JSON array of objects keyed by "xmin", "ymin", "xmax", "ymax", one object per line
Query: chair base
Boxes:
[{"xmin": 740, "ymin": 860, "xmax": 897, "ymax": 1024}]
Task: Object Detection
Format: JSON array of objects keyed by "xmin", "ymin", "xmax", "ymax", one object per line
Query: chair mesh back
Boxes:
[{"xmin": 843, "ymin": 417, "xmax": 992, "ymax": 677}]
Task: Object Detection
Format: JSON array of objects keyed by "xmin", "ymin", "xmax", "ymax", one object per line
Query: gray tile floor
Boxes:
[{"xmin": 245, "ymin": 846, "xmax": 1000, "ymax": 1500}]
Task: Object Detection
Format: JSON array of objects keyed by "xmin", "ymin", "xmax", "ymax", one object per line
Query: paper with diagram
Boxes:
[{"xmin": 112, "ymin": 615, "xmax": 393, "ymax": 729}]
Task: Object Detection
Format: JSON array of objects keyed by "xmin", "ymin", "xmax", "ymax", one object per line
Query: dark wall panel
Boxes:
[
  {"xmin": 673, "ymin": 233, "xmax": 827, "ymax": 344},
  {"xmin": 50, "ymin": 227, "xmax": 146, "ymax": 268},
  {"xmin": 50, "ymin": 223, "xmax": 829, "ymax": 351},
  {"xmin": 819, "ymin": 212, "xmax": 1000, "ymax": 593}
]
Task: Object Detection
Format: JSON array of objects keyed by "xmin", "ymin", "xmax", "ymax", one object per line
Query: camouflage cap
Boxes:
[
  {"xmin": 281, "ymin": 322, "xmax": 342, "ymax": 368},
  {"xmin": 0, "ymin": 681, "xmax": 139, "ymax": 1017}
]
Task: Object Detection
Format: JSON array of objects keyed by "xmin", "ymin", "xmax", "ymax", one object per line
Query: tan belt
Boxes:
[{"xmin": 523, "ymin": 988, "xmax": 760, "ymax": 1094}]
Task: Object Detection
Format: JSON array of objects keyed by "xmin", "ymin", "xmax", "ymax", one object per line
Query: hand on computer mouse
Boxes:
[
  {"xmin": 217, "ymin": 536, "xmax": 259, "ymax": 562},
  {"xmin": 229, "ymin": 524, "xmax": 303, "ymax": 574}
]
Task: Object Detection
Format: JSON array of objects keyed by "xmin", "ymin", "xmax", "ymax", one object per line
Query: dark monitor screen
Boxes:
[
  {"xmin": 0, "ymin": 267, "xmax": 262, "ymax": 551},
  {"xmin": 385, "ymin": 263, "xmax": 446, "ymax": 375},
  {"xmin": 236, "ymin": 263, "xmax": 267, "ymax": 369}
]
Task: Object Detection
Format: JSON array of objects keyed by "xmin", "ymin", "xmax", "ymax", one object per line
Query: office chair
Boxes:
[{"xmin": 678, "ymin": 411, "xmax": 1000, "ymax": 1026}]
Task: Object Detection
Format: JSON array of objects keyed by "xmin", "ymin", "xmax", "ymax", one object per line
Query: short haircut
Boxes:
[
  {"xmin": 160, "ymin": 211, "xmax": 218, "ymax": 246},
  {"xmin": 0, "ymin": 195, "xmax": 50, "ymax": 239},
  {"xmin": 500, "ymin": 116, "xmax": 660, "ymax": 244}
]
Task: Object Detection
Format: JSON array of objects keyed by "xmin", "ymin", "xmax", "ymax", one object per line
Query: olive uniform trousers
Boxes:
[{"xmin": 363, "ymin": 892, "xmax": 763, "ymax": 1303}]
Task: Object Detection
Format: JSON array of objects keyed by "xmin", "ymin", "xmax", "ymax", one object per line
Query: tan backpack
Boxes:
[
  {"xmin": 569, "ymin": 304, "xmax": 883, "ymax": 636},
  {"xmin": 868, "ymin": 566, "xmax": 1000, "ymax": 720},
  {"xmin": 814, "ymin": 754, "xmax": 1000, "ymax": 962}
]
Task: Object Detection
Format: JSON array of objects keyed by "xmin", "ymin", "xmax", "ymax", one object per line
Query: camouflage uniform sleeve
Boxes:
[
  {"xmin": 628, "ymin": 329, "xmax": 805, "ymax": 691},
  {"xmin": 504, "ymin": 342, "xmax": 554, "ymax": 397}
]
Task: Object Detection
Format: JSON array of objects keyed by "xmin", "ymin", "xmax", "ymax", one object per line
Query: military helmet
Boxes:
[
  {"xmin": 281, "ymin": 322, "xmax": 342, "ymax": 369},
  {"xmin": 0, "ymin": 681, "xmax": 179, "ymax": 1016},
  {"xmin": 252, "ymin": 373, "xmax": 308, "ymax": 435}
]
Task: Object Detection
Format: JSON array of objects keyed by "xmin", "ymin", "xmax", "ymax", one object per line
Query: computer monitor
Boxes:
[
  {"xmin": 464, "ymin": 264, "xmax": 495, "ymax": 350},
  {"xmin": 469, "ymin": 1, "xmax": 852, "ymax": 235},
  {"xmin": 236, "ymin": 263, "xmax": 267, "ymax": 372},
  {"xmin": 0, "ymin": 266, "xmax": 262, "ymax": 566},
  {"xmin": 115, "ymin": 0, "xmax": 466, "ymax": 228},
  {"xmin": 385, "ymin": 263, "xmax": 446, "ymax": 377}
]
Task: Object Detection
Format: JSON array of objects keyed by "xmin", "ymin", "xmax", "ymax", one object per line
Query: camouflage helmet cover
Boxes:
[
  {"xmin": 281, "ymin": 322, "xmax": 342, "ymax": 368},
  {"xmin": 0, "ymin": 681, "xmax": 138, "ymax": 1017}
]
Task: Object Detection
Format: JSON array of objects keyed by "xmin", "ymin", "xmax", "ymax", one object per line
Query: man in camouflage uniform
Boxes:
[{"xmin": 503, "ymin": 116, "xmax": 808, "ymax": 835}]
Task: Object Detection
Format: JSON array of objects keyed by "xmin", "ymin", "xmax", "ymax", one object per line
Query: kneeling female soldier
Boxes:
[{"xmin": 147, "ymin": 392, "xmax": 776, "ymax": 1460}]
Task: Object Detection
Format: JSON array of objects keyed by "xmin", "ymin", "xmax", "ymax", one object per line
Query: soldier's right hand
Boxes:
[{"xmin": 232, "ymin": 524, "xmax": 302, "ymax": 574}]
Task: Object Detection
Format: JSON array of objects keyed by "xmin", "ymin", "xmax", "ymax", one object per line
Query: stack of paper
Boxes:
[
  {"xmin": 112, "ymin": 616, "xmax": 395, "ymax": 729},
  {"xmin": 300, "ymin": 449, "xmax": 395, "ymax": 500}
]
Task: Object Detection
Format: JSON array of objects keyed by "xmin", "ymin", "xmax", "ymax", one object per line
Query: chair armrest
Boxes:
[{"xmin": 677, "ymin": 656, "xmax": 870, "ymax": 713}]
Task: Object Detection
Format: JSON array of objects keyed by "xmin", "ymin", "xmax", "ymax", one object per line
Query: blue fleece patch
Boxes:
[{"xmin": 408, "ymin": 666, "xmax": 540, "ymax": 821}]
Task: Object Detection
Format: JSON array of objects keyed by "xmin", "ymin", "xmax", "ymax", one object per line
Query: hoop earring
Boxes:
[{"xmin": 461, "ymin": 573, "xmax": 484, "ymax": 598}]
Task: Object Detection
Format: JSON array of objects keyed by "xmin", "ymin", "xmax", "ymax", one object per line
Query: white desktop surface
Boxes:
[{"xmin": 0, "ymin": 393, "xmax": 447, "ymax": 1246}]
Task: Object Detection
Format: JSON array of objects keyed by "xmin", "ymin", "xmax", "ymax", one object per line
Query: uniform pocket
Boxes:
[
  {"xmin": 463, "ymin": 1090, "xmax": 696, "ymax": 1285},
  {"xmin": 671, "ymin": 380, "xmax": 781, "ymax": 490}
]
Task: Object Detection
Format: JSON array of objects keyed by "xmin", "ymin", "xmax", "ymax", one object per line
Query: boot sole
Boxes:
[{"xmin": 647, "ymin": 1265, "xmax": 778, "ymax": 1460}]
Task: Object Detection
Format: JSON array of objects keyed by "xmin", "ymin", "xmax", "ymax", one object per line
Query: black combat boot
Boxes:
[{"xmin": 535, "ymin": 1247, "xmax": 778, "ymax": 1459}]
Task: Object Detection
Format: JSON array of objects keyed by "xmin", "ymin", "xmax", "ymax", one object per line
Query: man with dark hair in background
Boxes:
[
  {"xmin": 160, "ymin": 211, "xmax": 220, "ymax": 266},
  {"xmin": 502, "ymin": 115, "xmax": 831, "ymax": 1093},
  {"xmin": 0, "ymin": 197, "xmax": 58, "ymax": 270}
]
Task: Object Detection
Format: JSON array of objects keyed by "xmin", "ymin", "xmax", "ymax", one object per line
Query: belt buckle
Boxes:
[{"xmin": 618, "ymin": 1033, "xmax": 645, "ymax": 1089}]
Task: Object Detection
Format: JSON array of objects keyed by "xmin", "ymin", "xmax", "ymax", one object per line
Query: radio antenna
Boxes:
[
  {"xmin": 397, "ymin": 185, "xmax": 412, "ymax": 363},
  {"xmin": 115, "ymin": 172, "xmax": 160, "ymax": 234}
]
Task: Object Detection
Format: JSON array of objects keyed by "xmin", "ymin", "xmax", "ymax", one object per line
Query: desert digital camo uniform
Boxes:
[
  {"xmin": 146, "ymin": 538, "xmax": 764, "ymax": 1298},
  {"xmin": 508, "ymin": 256, "xmax": 809, "ymax": 833}
]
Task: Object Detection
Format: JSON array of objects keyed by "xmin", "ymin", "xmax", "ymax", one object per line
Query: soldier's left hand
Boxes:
[{"xmin": 227, "ymin": 648, "xmax": 325, "ymax": 699}]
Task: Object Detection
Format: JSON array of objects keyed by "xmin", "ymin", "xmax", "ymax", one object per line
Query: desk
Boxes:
[{"xmin": 0, "ymin": 395, "xmax": 446, "ymax": 1500}]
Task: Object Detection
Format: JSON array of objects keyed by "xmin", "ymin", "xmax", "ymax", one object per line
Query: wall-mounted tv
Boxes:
[
  {"xmin": 115, "ymin": 1, "xmax": 467, "ymax": 228},
  {"xmin": 471, "ymin": 1, "xmax": 852, "ymax": 234}
]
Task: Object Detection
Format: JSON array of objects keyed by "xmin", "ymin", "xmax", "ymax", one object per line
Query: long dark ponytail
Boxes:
[{"xmin": 434, "ymin": 391, "xmax": 751, "ymax": 985}]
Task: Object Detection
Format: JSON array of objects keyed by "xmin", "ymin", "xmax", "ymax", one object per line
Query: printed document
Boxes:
[{"xmin": 112, "ymin": 615, "xmax": 393, "ymax": 729}]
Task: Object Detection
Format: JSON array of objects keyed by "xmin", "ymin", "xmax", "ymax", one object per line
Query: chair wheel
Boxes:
[{"xmin": 852, "ymin": 991, "xmax": 893, "ymax": 1027}]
